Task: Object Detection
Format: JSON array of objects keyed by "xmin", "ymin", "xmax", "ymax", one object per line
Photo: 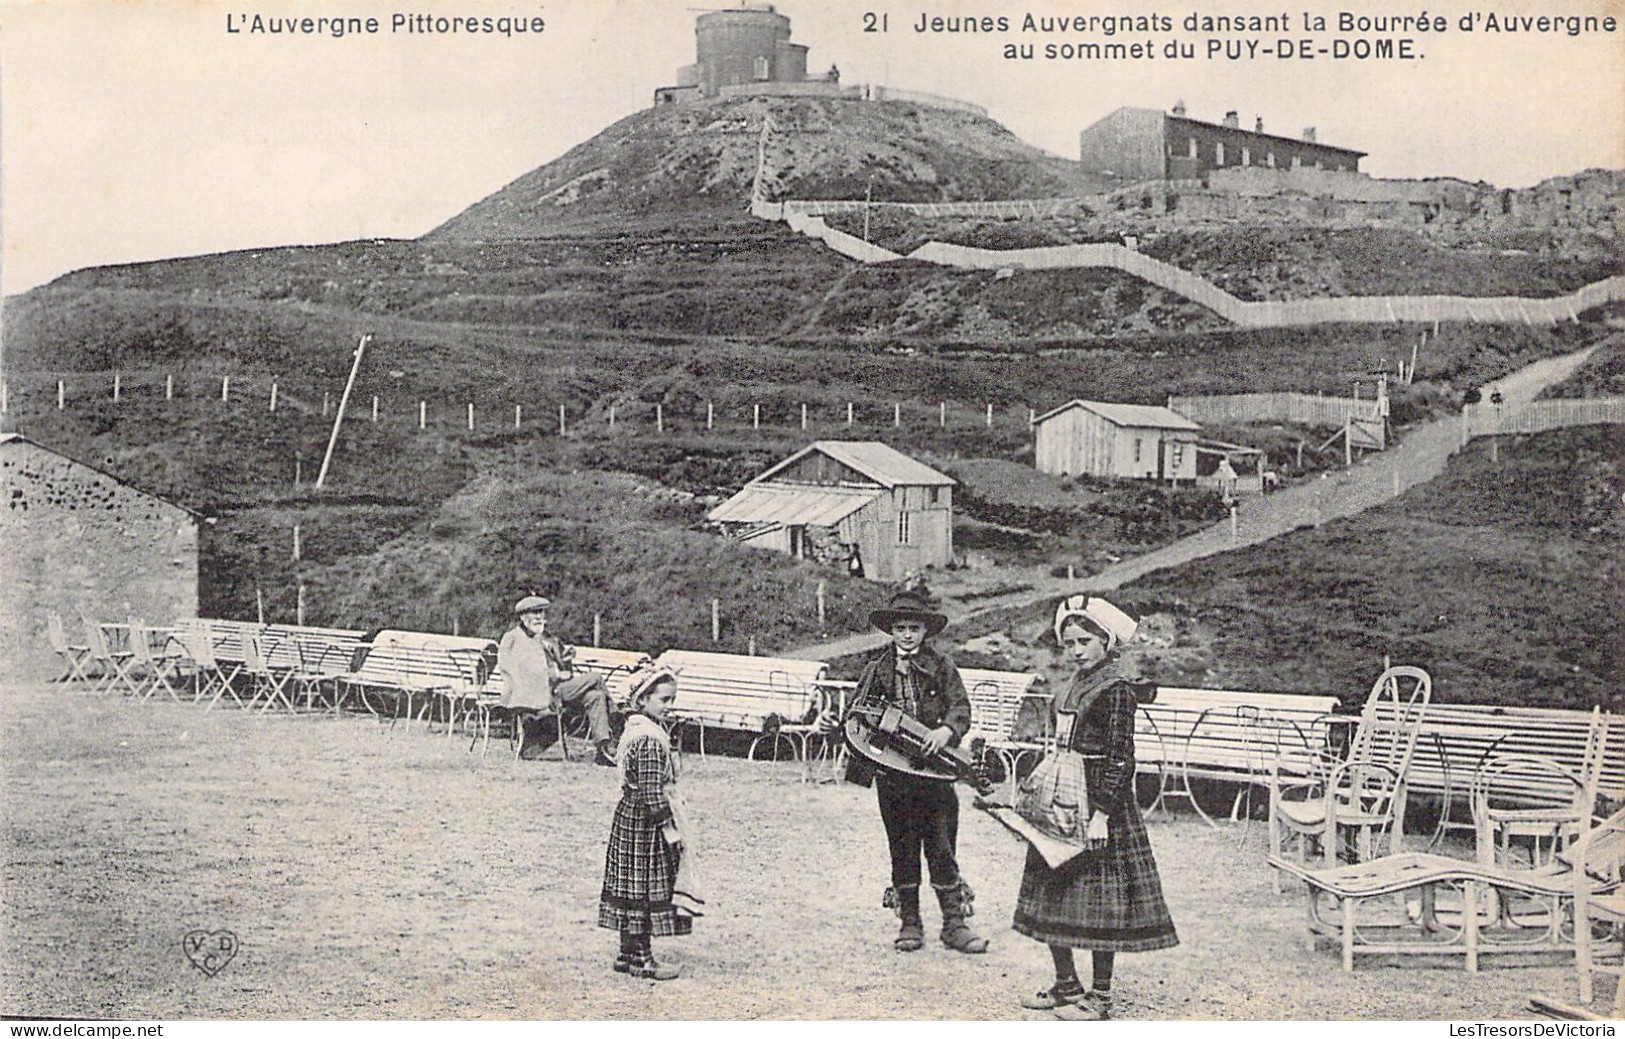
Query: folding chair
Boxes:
[
  {"xmin": 84, "ymin": 617, "xmax": 139, "ymax": 696},
  {"xmin": 188, "ymin": 631, "xmax": 247, "ymax": 709},
  {"xmin": 244, "ymin": 635, "xmax": 298, "ymax": 714},
  {"xmin": 130, "ymin": 624, "xmax": 185, "ymax": 703},
  {"xmin": 46, "ymin": 611, "xmax": 95, "ymax": 684}
]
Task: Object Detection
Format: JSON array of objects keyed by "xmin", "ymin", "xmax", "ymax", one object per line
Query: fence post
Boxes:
[
  {"xmin": 166, "ymin": 374, "xmax": 174, "ymax": 400},
  {"xmin": 1, "ymin": 379, "xmax": 7, "ymax": 414},
  {"xmin": 270, "ymin": 382, "xmax": 279, "ymax": 412},
  {"xmin": 559, "ymin": 403, "xmax": 566, "ymax": 435},
  {"xmin": 1029, "ymin": 407, "xmax": 1035, "ymax": 429},
  {"xmin": 711, "ymin": 598, "xmax": 720, "ymax": 642},
  {"xmin": 753, "ymin": 404, "xmax": 760, "ymax": 430},
  {"xmin": 939, "ymin": 402, "xmax": 946, "ymax": 428},
  {"xmin": 747, "ymin": 635, "xmax": 756, "ymax": 656},
  {"xmin": 816, "ymin": 580, "xmax": 826, "ymax": 630},
  {"xmin": 222, "ymin": 376, "xmax": 231, "ymax": 403},
  {"xmin": 800, "ymin": 403, "xmax": 807, "ymax": 431},
  {"xmin": 706, "ymin": 402, "xmax": 714, "ymax": 430},
  {"xmin": 113, "ymin": 374, "xmax": 121, "ymax": 403},
  {"xmin": 593, "ymin": 613, "xmax": 602, "ymax": 648},
  {"xmin": 293, "ymin": 524, "xmax": 301, "ymax": 562},
  {"xmin": 321, "ymin": 391, "xmax": 330, "ymax": 416},
  {"xmin": 467, "ymin": 403, "xmax": 474, "ymax": 431},
  {"xmin": 1230, "ymin": 505, "xmax": 1239, "ymax": 541},
  {"xmin": 58, "ymin": 380, "xmax": 65, "ymax": 410},
  {"xmin": 514, "ymin": 404, "xmax": 522, "ymax": 430},
  {"xmin": 657, "ymin": 403, "xmax": 664, "ymax": 433},
  {"xmin": 419, "ymin": 401, "xmax": 427, "ymax": 430},
  {"xmin": 256, "ymin": 587, "xmax": 266, "ymax": 625},
  {"xmin": 847, "ymin": 402, "xmax": 854, "ymax": 426},
  {"xmin": 893, "ymin": 403, "xmax": 900, "ymax": 428},
  {"xmin": 296, "ymin": 580, "xmax": 306, "ymax": 627},
  {"xmin": 1067, "ymin": 564, "xmax": 1075, "ymax": 582},
  {"xmin": 372, "ymin": 396, "xmax": 379, "ymax": 423},
  {"xmin": 294, "ymin": 456, "xmax": 302, "ymax": 487},
  {"xmin": 985, "ymin": 403, "xmax": 992, "ymax": 427}
]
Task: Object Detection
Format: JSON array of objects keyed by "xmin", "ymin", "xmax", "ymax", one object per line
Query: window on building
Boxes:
[
  {"xmin": 928, "ymin": 486, "xmax": 941, "ymax": 506},
  {"xmin": 897, "ymin": 512, "xmax": 911, "ymax": 544},
  {"xmin": 1292, "ymin": 154, "xmax": 1302, "ymax": 168},
  {"xmin": 1188, "ymin": 138, "xmax": 1198, "ymax": 159},
  {"xmin": 1241, "ymin": 146, "xmax": 1251, "ymax": 166},
  {"xmin": 1215, "ymin": 142, "xmax": 1225, "ymax": 166},
  {"xmin": 1133, "ymin": 438, "xmax": 1143, "ymax": 463},
  {"xmin": 1170, "ymin": 443, "xmax": 1183, "ymax": 468},
  {"xmin": 1266, "ymin": 151, "xmax": 1276, "ymax": 168},
  {"xmin": 753, "ymin": 56, "xmax": 770, "ymax": 80}
]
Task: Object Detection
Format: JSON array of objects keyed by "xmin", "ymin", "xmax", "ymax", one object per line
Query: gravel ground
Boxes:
[{"xmin": 0, "ymin": 682, "xmax": 1594, "ymax": 1020}]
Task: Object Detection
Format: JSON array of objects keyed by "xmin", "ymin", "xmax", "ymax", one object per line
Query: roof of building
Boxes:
[
  {"xmin": 1032, "ymin": 400, "xmax": 1203, "ymax": 431},
  {"xmin": 0, "ymin": 432, "xmax": 204, "ymax": 518},
  {"xmin": 707, "ymin": 482, "xmax": 882, "ymax": 527},
  {"xmin": 1164, "ymin": 112, "xmax": 1367, "ymax": 158},
  {"xmin": 753, "ymin": 441, "xmax": 955, "ymax": 488}
]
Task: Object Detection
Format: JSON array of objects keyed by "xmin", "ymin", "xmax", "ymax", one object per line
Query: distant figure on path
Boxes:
[
  {"xmin": 1013, "ymin": 596, "xmax": 1178, "ymax": 1020},
  {"xmin": 598, "ymin": 667, "xmax": 703, "ymax": 980},
  {"xmin": 497, "ymin": 595, "xmax": 616, "ymax": 765}
]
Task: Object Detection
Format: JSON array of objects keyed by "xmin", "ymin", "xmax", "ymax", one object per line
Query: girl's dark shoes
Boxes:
[
  {"xmin": 1020, "ymin": 979, "xmax": 1085, "ymax": 1010},
  {"xmin": 1052, "ymin": 990, "xmax": 1112, "ymax": 1020},
  {"xmin": 626, "ymin": 955, "xmax": 681, "ymax": 980}
]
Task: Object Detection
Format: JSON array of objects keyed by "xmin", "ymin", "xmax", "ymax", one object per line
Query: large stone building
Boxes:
[
  {"xmin": 1079, "ymin": 104, "xmax": 1365, "ymax": 181},
  {"xmin": 1, "ymin": 433, "xmax": 199, "ymax": 679},
  {"xmin": 707, "ymin": 441, "xmax": 954, "ymax": 582}
]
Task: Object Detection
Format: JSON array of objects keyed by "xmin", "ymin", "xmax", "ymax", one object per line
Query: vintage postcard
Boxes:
[{"xmin": 2, "ymin": 0, "xmax": 1621, "ymax": 1024}]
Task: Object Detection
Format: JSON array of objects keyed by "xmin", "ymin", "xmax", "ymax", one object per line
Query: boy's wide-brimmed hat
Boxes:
[
  {"xmin": 513, "ymin": 595, "xmax": 551, "ymax": 615},
  {"xmin": 869, "ymin": 589, "xmax": 949, "ymax": 637}
]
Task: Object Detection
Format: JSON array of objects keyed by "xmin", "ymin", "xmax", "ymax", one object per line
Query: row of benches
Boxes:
[{"xmin": 97, "ymin": 619, "xmax": 1620, "ymax": 820}]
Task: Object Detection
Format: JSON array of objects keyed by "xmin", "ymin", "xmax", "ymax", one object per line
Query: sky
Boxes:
[{"xmin": 1, "ymin": 0, "xmax": 1621, "ymax": 297}]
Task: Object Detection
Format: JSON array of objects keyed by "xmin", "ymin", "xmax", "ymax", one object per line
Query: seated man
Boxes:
[{"xmin": 498, "ymin": 595, "xmax": 616, "ymax": 766}]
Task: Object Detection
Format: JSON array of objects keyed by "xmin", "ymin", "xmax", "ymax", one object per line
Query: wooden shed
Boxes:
[
  {"xmin": 707, "ymin": 440, "xmax": 954, "ymax": 583},
  {"xmin": 1033, "ymin": 400, "xmax": 1201, "ymax": 482},
  {"xmin": 1, "ymin": 433, "xmax": 200, "ymax": 679}
]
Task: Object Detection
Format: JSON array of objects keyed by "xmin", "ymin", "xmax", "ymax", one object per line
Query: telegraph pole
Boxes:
[{"xmin": 316, "ymin": 333, "xmax": 372, "ymax": 490}]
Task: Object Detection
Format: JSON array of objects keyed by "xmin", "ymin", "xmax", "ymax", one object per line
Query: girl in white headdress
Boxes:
[
  {"xmin": 597, "ymin": 667, "xmax": 704, "ymax": 980},
  {"xmin": 1014, "ymin": 596, "xmax": 1178, "ymax": 1020}
]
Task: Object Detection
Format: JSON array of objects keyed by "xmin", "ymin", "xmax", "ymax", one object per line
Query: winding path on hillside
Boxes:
[{"xmin": 784, "ymin": 342, "xmax": 1607, "ymax": 662}]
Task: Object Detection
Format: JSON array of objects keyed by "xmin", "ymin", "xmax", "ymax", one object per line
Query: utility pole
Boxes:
[{"xmin": 316, "ymin": 333, "xmax": 372, "ymax": 490}]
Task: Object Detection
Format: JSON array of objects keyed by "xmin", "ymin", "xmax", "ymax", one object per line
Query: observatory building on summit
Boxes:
[{"xmin": 654, "ymin": 4, "xmax": 831, "ymax": 105}]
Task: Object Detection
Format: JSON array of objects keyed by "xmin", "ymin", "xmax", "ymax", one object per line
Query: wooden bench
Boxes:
[
  {"xmin": 339, "ymin": 630, "xmax": 493, "ymax": 727},
  {"xmin": 1136, "ymin": 687, "xmax": 1342, "ymax": 826},
  {"xmin": 961, "ymin": 668, "xmax": 1049, "ymax": 800},
  {"xmin": 1372, "ymin": 702, "xmax": 1623, "ymax": 849},
  {"xmin": 654, "ymin": 649, "xmax": 828, "ymax": 754}
]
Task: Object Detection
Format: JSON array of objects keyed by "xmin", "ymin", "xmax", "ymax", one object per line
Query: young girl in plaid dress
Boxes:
[
  {"xmin": 1015, "ymin": 597, "xmax": 1177, "ymax": 1020},
  {"xmin": 598, "ymin": 667, "xmax": 703, "ymax": 980}
]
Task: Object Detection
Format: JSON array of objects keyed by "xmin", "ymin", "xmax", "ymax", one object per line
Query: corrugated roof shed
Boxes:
[
  {"xmin": 754, "ymin": 440, "xmax": 955, "ymax": 488},
  {"xmin": 1033, "ymin": 400, "xmax": 1201, "ymax": 431},
  {"xmin": 707, "ymin": 483, "xmax": 881, "ymax": 527}
]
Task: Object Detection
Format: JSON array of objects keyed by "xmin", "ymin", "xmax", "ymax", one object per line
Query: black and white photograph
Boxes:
[{"xmin": 1, "ymin": 0, "xmax": 1622, "ymax": 1023}]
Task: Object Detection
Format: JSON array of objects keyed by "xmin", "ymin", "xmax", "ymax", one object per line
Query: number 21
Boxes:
[{"xmin": 862, "ymin": 12, "xmax": 888, "ymax": 32}]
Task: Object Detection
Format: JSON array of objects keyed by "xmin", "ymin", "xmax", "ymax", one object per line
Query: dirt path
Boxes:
[{"xmin": 787, "ymin": 343, "xmax": 1604, "ymax": 662}]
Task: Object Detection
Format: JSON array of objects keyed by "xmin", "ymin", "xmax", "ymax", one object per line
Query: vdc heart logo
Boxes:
[{"xmin": 183, "ymin": 929, "xmax": 239, "ymax": 977}]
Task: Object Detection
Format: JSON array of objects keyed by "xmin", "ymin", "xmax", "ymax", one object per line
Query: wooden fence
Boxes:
[
  {"xmin": 756, "ymin": 198, "xmax": 1625, "ymax": 330},
  {"xmin": 1168, "ymin": 392, "xmax": 1385, "ymax": 428},
  {"xmin": 1462, "ymin": 397, "xmax": 1624, "ymax": 439}
]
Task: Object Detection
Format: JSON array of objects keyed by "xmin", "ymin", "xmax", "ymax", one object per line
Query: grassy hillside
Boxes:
[{"xmin": 1103, "ymin": 425, "xmax": 1623, "ymax": 709}]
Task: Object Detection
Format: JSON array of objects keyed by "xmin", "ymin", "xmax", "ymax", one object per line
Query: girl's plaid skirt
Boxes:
[
  {"xmin": 1012, "ymin": 799, "xmax": 1178, "ymax": 952},
  {"xmin": 598, "ymin": 796, "xmax": 691, "ymax": 937}
]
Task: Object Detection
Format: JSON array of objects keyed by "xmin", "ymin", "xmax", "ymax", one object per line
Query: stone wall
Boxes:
[{"xmin": 0, "ymin": 438, "xmax": 198, "ymax": 679}]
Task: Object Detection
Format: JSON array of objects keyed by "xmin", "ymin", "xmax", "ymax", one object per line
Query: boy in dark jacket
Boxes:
[{"xmin": 837, "ymin": 588, "xmax": 987, "ymax": 955}]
